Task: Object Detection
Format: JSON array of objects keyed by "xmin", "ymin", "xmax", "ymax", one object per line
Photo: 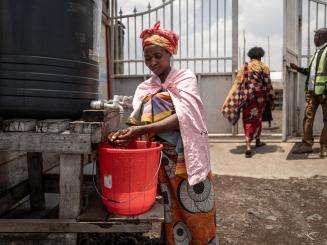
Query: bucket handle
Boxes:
[{"xmin": 92, "ymin": 151, "xmax": 163, "ymax": 204}]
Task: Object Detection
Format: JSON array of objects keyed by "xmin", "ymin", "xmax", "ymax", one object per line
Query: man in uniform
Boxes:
[{"xmin": 290, "ymin": 28, "xmax": 327, "ymax": 157}]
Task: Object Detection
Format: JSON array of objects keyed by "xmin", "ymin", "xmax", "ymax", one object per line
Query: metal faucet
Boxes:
[{"xmin": 90, "ymin": 95, "xmax": 124, "ymax": 114}]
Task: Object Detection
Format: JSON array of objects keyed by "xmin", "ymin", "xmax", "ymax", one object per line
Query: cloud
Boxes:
[
  {"xmin": 239, "ymin": 0, "xmax": 283, "ymax": 37},
  {"xmin": 238, "ymin": 0, "xmax": 283, "ymax": 71}
]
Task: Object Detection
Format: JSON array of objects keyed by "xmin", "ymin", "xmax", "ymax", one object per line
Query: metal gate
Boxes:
[
  {"xmin": 283, "ymin": 0, "xmax": 327, "ymax": 140},
  {"xmin": 109, "ymin": 0, "xmax": 238, "ymax": 134},
  {"xmin": 282, "ymin": 0, "xmax": 302, "ymax": 140}
]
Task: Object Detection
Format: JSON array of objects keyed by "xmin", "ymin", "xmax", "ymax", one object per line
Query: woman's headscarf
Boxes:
[{"xmin": 140, "ymin": 21, "xmax": 179, "ymax": 55}]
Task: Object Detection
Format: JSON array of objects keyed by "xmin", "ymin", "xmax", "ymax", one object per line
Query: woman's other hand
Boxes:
[{"xmin": 114, "ymin": 126, "xmax": 146, "ymax": 146}]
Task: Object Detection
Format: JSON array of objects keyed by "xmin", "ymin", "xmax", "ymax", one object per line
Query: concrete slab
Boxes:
[{"xmin": 210, "ymin": 142, "xmax": 327, "ymax": 179}]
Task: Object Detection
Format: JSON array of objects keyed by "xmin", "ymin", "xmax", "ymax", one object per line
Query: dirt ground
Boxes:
[
  {"xmin": 215, "ymin": 175, "xmax": 327, "ymax": 245},
  {"xmin": 80, "ymin": 174, "xmax": 327, "ymax": 245}
]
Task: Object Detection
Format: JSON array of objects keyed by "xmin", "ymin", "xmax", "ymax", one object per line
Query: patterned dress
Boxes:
[{"xmin": 128, "ymin": 90, "xmax": 218, "ymax": 245}]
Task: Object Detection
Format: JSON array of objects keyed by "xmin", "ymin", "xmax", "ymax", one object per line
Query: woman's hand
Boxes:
[
  {"xmin": 270, "ymin": 101, "xmax": 276, "ymax": 111},
  {"xmin": 107, "ymin": 129, "xmax": 128, "ymax": 142},
  {"xmin": 107, "ymin": 114, "xmax": 179, "ymax": 146},
  {"xmin": 290, "ymin": 63, "xmax": 299, "ymax": 71},
  {"xmin": 221, "ymin": 100, "xmax": 229, "ymax": 112},
  {"xmin": 266, "ymin": 95, "xmax": 275, "ymax": 111},
  {"xmin": 113, "ymin": 126, "xmax": 146, "ymax": 146}
]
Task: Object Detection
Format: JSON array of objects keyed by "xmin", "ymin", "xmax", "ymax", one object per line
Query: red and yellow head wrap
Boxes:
[{"xmin": 140, "ymin": 21, "xmax": 179, "ymax": 55}]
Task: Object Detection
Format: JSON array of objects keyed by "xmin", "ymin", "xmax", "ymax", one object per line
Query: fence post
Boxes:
[
  {"xmin": 231, "ymin": 0, "xmax": 238, "ymax": 135},
  {"xmin": 296, "ymin": 0, "xmax": 303, "ymax": 135}
]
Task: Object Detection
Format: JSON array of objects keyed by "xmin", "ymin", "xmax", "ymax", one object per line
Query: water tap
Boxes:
[{"xmin": 90, "ymin": 96, "xmax": 124, "ymax": 114}]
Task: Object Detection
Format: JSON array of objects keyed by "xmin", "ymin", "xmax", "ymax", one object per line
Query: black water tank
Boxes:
[{"xmin": 0, "ymin": 0, "xmax": 100, "ymax": 119}]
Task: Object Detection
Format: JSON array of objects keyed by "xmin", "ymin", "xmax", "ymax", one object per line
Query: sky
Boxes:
[
  {"xmin": 115, "ymin": 0, "xmax": 325, "ymax": 74},
  {"xmin": 238, "ymin": 0, "xmax": 283, "ymax": 71}
]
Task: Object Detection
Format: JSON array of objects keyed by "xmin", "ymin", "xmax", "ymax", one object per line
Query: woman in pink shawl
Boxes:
[{"xmin": 110, "ymin": 22, "xmax": 217, "ymax": 244}]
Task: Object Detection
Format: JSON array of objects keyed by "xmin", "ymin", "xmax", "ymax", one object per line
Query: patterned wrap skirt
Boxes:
[
  {"xmin": 158, "ymin": 141, "xmax": 218, "ymax": 245},
  {"xmin": 129, "ymin": 90, "xmax": 218, "ymax": 244},
  {"xmin": 242, "ymin": 92, "xmax": 266, "ymax": 140}
]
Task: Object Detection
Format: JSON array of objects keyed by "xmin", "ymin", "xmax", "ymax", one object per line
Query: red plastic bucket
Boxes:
[{"xmin": 98, "ymin": 141, "xmax": 163, "ymax": 216}]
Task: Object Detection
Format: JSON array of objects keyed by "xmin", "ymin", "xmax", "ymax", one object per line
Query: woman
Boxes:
[
  {"xmin": 222, "ymin": 47, "xmax": 274, "ymax": 158},
  {"xmin": 110, "ymin": 22, "xmax": 217, "ymax": 244}
]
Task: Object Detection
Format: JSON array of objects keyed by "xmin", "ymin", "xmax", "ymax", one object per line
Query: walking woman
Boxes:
[
  {"xmin": 222, "ymin": 47, "xmax": 274, "ymax": 158},
  {"xmin": 109, "ymin": 22, "xmax": 217, "ymax": 244}
]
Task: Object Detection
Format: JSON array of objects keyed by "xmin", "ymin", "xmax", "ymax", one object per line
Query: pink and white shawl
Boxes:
[{"xmin": 132, "ymin": 68, "xmax": 211, "ymax": 186}]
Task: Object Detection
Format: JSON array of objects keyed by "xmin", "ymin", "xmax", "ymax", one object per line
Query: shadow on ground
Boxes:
[
  {"xmin": 286, "ymin": 142, "xmax": 322, "ymax": 160},
  {"xmin": 229, "ymin": 144, "xmax": 285, "ymax": 156}
]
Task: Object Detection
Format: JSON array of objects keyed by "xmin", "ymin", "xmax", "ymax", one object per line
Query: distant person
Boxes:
[
  {"xmin": 290, "ymin": 28, "xmax": 327, "ymax": 158},
  {"xmin": 222, "ymin": 47, "xmax": 274, "ymax": 158}
]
